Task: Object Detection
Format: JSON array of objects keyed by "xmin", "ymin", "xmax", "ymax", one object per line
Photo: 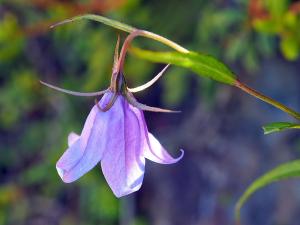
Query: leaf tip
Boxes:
[
  {"xmin": 262, "ymin": 126, "xmax": 271, "ymax": 135},
  {"xmin": 50, "ymin": 18, "xmax": 75, "ymax": 29},
  {"xmin": 234, "ymin": 202, "xmax": 242, "ymax": 223}
]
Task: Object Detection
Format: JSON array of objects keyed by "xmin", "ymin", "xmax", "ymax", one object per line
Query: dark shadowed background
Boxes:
[{"xmin": 1, "ymin": 0, "xmax": 300, "ymax": 225}]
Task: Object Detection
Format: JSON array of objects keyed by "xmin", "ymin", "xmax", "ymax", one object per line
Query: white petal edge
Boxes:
[
  {"xmin": 68, "ymin": 132, "xmax": 80, "ymax": 146},
  {"xmin": 145, "ymin": 132, "xmax": 184, "ymax": 164}
]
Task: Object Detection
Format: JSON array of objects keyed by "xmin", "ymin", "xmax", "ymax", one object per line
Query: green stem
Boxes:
[
  {"xmin": 51, "ymin": 14, "xmax": 300, "ymax": 120},
  {"xmin": 138, "ymin": 30, "xmax": 189, "ymax": 53},
  {"xmin": 235, "ymin": 80, "xmax": 300, "ymax": 120}
]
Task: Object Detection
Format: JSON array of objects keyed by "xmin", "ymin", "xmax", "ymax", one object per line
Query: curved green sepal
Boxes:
[
  {"xmin": 263, "ymin": 122, "xmax": 300, "ymax": 134},
  {"xmin": 130, "ymin": 47, "xmax": 236, "ymax": 85},
  {"xmin": 235, "ymin": 160, "xmax": 300, "ymax": 222}
]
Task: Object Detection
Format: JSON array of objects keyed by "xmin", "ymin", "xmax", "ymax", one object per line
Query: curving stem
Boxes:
[{"xmin": 235, "ymin": 80, "xmax": 300, "ymax": 120}]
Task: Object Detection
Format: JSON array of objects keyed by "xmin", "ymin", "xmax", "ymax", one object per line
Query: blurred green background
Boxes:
[{"xmin": 0, "ymin": 0, "xmax": 300, "ymax": 225}]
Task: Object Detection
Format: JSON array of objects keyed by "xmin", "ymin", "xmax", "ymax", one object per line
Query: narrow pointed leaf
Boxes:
[
  {"xmin": 130, "ymin": 47, "xmax": 236, "ymax": 85},
  {"xmin": 40, "ymin": 80, "xmax": 108, "ymax": 97},
  {"xmin": 51, "ymin": 14, "xmax": 188, "ymax": 53},
  {"xmin": 235, "ymin": 160, "xmax": 300, "ymax": 221},
  {"xmin": 263, "ymin": 122, "xmax": 300, "ymax": 134},
  {"xmin": 51, "ymin": 14, "xmax": 135, "ymax": 33}
]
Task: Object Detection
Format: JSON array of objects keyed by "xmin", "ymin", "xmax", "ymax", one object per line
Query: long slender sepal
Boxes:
[
  {"xmin": 113, "ymin": 35, "xmax": 120, "ymax": 72},
  {"xmin": 128, "ymin": 64, "xmax": 170, "ymax": 93},
  {"xmin": 125, "ymin": 92, "xmax": 180, "ymax": 113},
  {"xmin": 40, "ymin": 80, "xmax": 108, "ymax": 97},
  {"xmin": 50, "ymin": 14, "xmax": 135, "ymax": 33},
  {"xmin": 95, "ymin": 93, "xmax": 118, "ymax": 112}
]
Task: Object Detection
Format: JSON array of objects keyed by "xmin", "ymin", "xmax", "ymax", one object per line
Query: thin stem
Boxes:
[
  {"xmin": 235, "ymin": 80, "xmax": 300, "ymax": 120},
  {"xmin": 117, "ymin": 30, "xmax": 145, "ymax": 73},
  {"xmin": 113, "ymin": 35, "xmax": 120, "ymax": 71},
  {"xmin": 117, "ymin": 30, "xmax": 188, "ymax": 73},
  {"xmin": 138, "ymin": 30, "xmax": 188, "ymax": 53}
]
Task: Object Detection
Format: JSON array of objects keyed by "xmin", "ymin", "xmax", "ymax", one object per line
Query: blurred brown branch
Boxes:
[
  {"xmin": 30, "ymin": 0, "xmax": 125, "ymax": 13},
  {"xmin": 289, "ymin": 1, "xmax": 300, "ymax": 14},
  {"xmin": 248, "ymin": 0, "xmax": 300, "ymax": 21},
  {"xmin": 248, "ymin": 0, "xmax": 269, "ymax": 21}
]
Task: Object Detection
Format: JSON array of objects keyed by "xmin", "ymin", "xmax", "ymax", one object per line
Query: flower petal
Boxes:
[
  {"xmin": 68, "ymin": 132, "xmax": 79, "ymax": 146},
  {"xmin": 101, "ymin": 97, "xmax": 145, "ymax": 197},
  {"xmin": 129, "ymin": 104, "xmax": 184, "ymax": 164},
  {"xmin": 56, "ymin": 139, "xmax": 83, "ymax": 180},
  {"xmin": 56, "ymin": 92, "xmax": 115, "ymax": 183},
  {"xmin": 146, "ymin": 132, "xmax": 184, "ymax": 164}
]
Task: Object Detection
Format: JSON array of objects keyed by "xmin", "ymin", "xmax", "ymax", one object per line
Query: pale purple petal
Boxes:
[
  {"xmin": 146, "ymin": 132, "xmax": 184, "ymax": 164},
  {"xmin": 56, "ymin": 139, "xmax": 82, "ymax": 179},
  {"xmin": 56, "ymin": 92, "xmax": 115, "ymax": 183},
  {"xmin": 129, "ymin": 104, "xmax": 184, "ymax": 164},
  {"xmin": 101, "ymin": 97, "xmax": 145, "ymax": 198},
  {"xmin": 68, "ymin": 132, "xmax": 79, "ymax": 146}
]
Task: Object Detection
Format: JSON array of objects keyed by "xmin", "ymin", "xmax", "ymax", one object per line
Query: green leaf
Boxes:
[
  {"xmin": 263, "ymin": 122, "xmax": 300, "ymax": 134},
  {"xmin": 280, "ymin": 36, "xmax": 299, "ymax": 60},
  {"xmin": 52, "ymin": 14, "xmax": 135, "ymax": 33},
  {"xmin": 253, "ymin": 19, "xmax": 280, "ymax": 34},
  {"xmin": 51, "ymin": 14, "xmax": 188, "ymax": 53},
  {"xmin": 265, "ymin": 0, "xmax": 289, "ymax": 17},
  {"xmin": 53, "ymin": 14, "xmax": 236, "ymax": 85},
  {"xmin": 130, "ymin": 47, "xmax": 236, "ymax": 85},
  {"xmin": 235, "ymin": 160, "xmax": 300, "ymax": 221}
]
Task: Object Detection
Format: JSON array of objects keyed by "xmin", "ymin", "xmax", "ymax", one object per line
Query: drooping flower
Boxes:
[{"xmin": 41, "ymin": 31, "xmax": 184, "ymax": 197}]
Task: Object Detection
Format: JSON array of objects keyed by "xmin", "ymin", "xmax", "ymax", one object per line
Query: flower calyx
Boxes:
[{"xmin": 40, "ymin": 30, "xmax": 179, "ymax": 113}]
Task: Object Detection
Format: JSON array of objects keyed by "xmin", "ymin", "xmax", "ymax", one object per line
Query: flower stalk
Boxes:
[
  {"xmin": 235, "ymin": 80, "xmax": 300, "ymax": 121},
  {"xmin": 42, "ymin": 27, "xmax": 184, "ymax": 197},
  {"xmin": 50, "ymin": 14, "xmax": 300, "ymax": 120}
]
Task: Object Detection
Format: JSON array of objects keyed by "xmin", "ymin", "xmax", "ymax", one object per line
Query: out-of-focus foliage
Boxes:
[
  {"xmin": 235, "ymin": 160, "xmax": 300, "ymax": 221},
  {"xmin": 250, "ymin": 0, "xmax": 300, "ymax": 60},
  {"xmin": 0, "ymin": 0, "xmax": 300, "ymax": 225},
  {"xmin": 0, "ymin": 14, "xmax": 24, "ymax": 62},
  {"xmin": 196, "ymin": 0, "xmax": 300, "ymax": 71},
  {"xmin": 195, "ymin": 0, "xmax": 274, "ymax": 72}
]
